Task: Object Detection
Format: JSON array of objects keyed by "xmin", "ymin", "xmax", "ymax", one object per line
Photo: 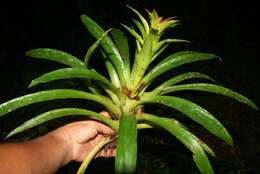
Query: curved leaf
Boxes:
[
  {"xmin": 84, "ymin": 29, "xmax": 112, "ymax": 67},
  {"xmin": 142, "ymin": 113, "xmax": 214, "ymax": 174},
  {"xmin": 104, "ymin": 60, "xmax": 121, "ymax": 89},
  {"xmin": 26, "ymin": 48, "xmax": 84, "ymax": 68},
  {"xmin": 80, "ymin": 14, "xmax": 128, "ymax": 86},
  {"xmin": 77, "ymin": 136, "xmax": 114, "ymax": 174},
  {"xmin": 132, "ymin": 19, "xmax": 146, "ymax": 38},
  {"xmin": 111, "ymin": 28, "xmax": 131, "ymax": 81},
  {"xmin": 143, "ymin": 51, "xmax": 219, "ymax": 85},
  {"xmin": 0, "ymin": 89, "xmax": 120, "ymax": 118},
  {"xmin": 126, "ymin": 5, "xmax": 149, "ymax": 35},
  {"xmin": 29, "ymin": 68, "xmax": 118, "ymax": 93},
  {"xmin": 161, "ymin": 117, "xmax": 215, "ymax": 157},
  {"xmin": 115, "ymin": 112, "xmax": 137, "ymax": 173},
  {"xmin": 121, "ymin": 24, "xmax": 144, "ymax": 45},
  {"xmin": 153, "ymin": 72, "xmax": 216, "ymax": 94},
  {"xmin": 141, "ymin": 94, "xmax": 233, "ymax": 146},
  {"xmin": 6, "ymin": 108, "xmax": 118, "ymax": 139},
  {"xmin": 161, "ymin": 83, "xmax": 258, "ymax": 109},
  {"xmin": 154, "ymin": 38, "xmax": 190, "ymax": 53}
]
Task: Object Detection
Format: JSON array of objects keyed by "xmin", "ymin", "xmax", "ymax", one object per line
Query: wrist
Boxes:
[{"xmin": 44, "ymin": 131, "xmax": 72, "ymax": 166}]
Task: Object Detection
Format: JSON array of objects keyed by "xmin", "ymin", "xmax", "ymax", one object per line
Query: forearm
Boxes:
[{"xmin": 0, "ymin": 133, "xmax": 71, "ymax": 174}]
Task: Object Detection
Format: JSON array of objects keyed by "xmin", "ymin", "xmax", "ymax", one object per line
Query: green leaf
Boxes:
[
  {"xmin": 142, "ymin": 113, "xmax": 214, "ymax": 174},
  {"xmin": 104, "ymin": 60, "xmax": 121, "ymax": 89},
  {"xmin": 154, "ymin": 38, "xmax": 190, "ymax": 53},
  {"xmin": 29, "ymin": 67, "xmax": 118, "ymax": 93},
  {"xmin": 26, "ymin": 48, "xmax": 84, "ymax": 68},
  {"xmin": 0, "ymin": 89, "xmax": 120, "ymax": 118},
  {"xmin": 77, "ymin": 137, "xmax": 113, "ymax": 174},
  {"xmin": 80, "ymin": 14, "xmax": 127, "ymax": 86},
  {"xmin": 141, "ymin": 94, "xmax": 233, "ymax": 146},
  {"xmin": 143, "ymin": 51, "xmax": 219, "ymax": 85},
  {"xmin": 111, "ymin": 28, "xmax": 131, "ymax": 80},
  {"xmin": 84, "ymin": 29, "xmax": 112, "ymax": 67},
  {"xmin": 115, "ymin": 112, "xmax": 137, "ymax": 174},
  {"xmin": 121, "ymin": 24, "xmax": 144, "ymax": 45},
  {"xmin": 153, "ymin": 72, "xmax": 216, "ymax": 94},
  {"xmin": 161, "ymin": 83, "xmax": 259, "ymax": 110},
  {"xmin": 126, "ymin": 5, "xmax": 149, "ymax": 35},
  {"xmin": 151, "ymin": 44, "xmax": 169, "ymax": 62},
  {"xmin": 132, "ymin": 19, "xmax": 147, "ymax": 38},
  {"xmin": 161, "ymin": 117, "xmax": 215, "ymax": 157},
  {"xmin": 6, "ymin": 108, "xmax": 118, "ymax": 139}
]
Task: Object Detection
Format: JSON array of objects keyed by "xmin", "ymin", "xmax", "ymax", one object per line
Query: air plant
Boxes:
[{"xmin": 0, "ymin": 5, "xmax": 258, "ymax": 174}]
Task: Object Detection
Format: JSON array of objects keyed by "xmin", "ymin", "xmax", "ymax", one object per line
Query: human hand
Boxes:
[{"xmin": 48, "ymin": 111, "xmax": 116, "ymax": 163}]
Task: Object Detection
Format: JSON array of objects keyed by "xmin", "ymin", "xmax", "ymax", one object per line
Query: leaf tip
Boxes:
[{"xmin": 28, "ymin": 81, "xmax": 36, "ymax": 88}]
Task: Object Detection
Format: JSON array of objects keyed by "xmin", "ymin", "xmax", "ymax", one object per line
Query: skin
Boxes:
[{"xmin": 0, "ymin": 112, "xmax": 115, "ymax": 174}]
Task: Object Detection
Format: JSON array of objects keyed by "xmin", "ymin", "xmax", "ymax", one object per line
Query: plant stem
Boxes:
[{"xmin": 76, "ymin": 137, "xmax": 114, "ymax": 174}]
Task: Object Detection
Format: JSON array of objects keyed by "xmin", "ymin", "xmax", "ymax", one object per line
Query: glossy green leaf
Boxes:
[
  {"xmin": 80, "ymin": 14, "xmax": 127, "ymax": 86},
  {"xmin": 141, "ymin": 94, "xmax": 233, "ymax": 146},
  {"xmin": 153, "ymin": 72, "xmax": 216, "ymax": 94},
  {"xmin": 6, "ymin": 108, "xmax": 118, "ymax": 139},
  {"xmin": 29, "ymin": 68, "xmax": 118, "ymax": 93},
  {"xmin": 143, "ymin": 51, "xmax": 219, "ymax": 85},
  {"xmin": 115, "ymin": 112, "xmax": 137, "ymax": 174},
  {"xmin": 101, "ymin": 50, "xmax": 120, "ymax": 88},
  {"xmin": 26, "ymin": 48, "xmax": 84, "ymax": 68},
  {"xmin": 0, "ymin": 89, "xmax": 120, "ymax": 118},
  {"xmin": 84, "ymin": 29, "xmax": 112, "ymax": 67},
  {"xmin": 142, "ymin": 113, "xmax": 214, "ymax": 174},
  {"xmin": 161, "ymin": 83, "xmax": 259, "ymax": 109},
  {"xmin": 111, "ymin": 28, "xmax": 131, "ymax": 80},
  {"xmin": 161, "ymin": 117, "xmax": 215, "ymax": 157}
]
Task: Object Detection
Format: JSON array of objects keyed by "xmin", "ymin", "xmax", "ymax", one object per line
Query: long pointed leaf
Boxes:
[
  {"xmin": 111, "ymin": 28, "xmax": 131, "ymax": 81},
  {"xmin": 161, "ymin": 83, "xmax": 258, "ymax": 109},
  {"xmin": 104, "ymin": 60, "xmax": 121, "ymax": 88},
  {"xmin": 6, "ymin": 108, "xmax": 118, "ymax": 139},
  {"xmin": 26, "ymin": 48, "xmax": 84, "ymax": 68},
  {"xmin": 29, "ymin": 68, "xmax": 118, "ymax": 93},
  {"xmin": 141, "ymin": 94, "xmax": 233, "ymax": 146},
  {"xmin": 84, "ymin": 29, "xmax": 112, "ymax": 67},
  {"xmin": 115, "ymin": 112, "xmax": 137, "ymax": 174},
  {"xmin": 143, "ymin": 51, "xmax": 219, "ymax": 85},
  {"xmin": 153, "ymin": 72, "xmax": 216, "ymax": 94},
  {"xmin": 121, "ymin": 24, "xmax": 144, "ymax": 45},
  {"xmin": 132, "ymin": 19, "xmax": 146, "ymax": 38},
  {"xmin": 80, "ymin": 15, "xmax": 127, "ymax": 86},
  {"xmin": 154, "ymin": 39, "xmax": 190, "ymax": 53},
  {"xmin": 161, "ymin": 117, "xmax": 215, "ymax": 157},
  {"xmin": 126, "ymin": 5, "xmax": 149, "ymax": 35},
  {"xmin": 0, "ymin": 89, "xmax": 120, "ymax": 118},
  {"xmin": 142, "ymin": 113, "xmax": 214, "ymax": 174}
]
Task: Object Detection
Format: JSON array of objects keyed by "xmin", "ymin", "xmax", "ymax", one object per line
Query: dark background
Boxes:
[{"xmin": 0, "ymin": 0, "xmax": 259, "ymax": 173}]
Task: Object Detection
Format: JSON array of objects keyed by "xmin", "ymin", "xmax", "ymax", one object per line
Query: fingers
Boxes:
[
  {"xmin": 99, "ymin": 111, "xmax": 111, "ymax": 118},
  {"xmin": 97, "ymin": 148, "xmax": 116, "ymax": 158},
  {"xmin": 93, "ymin": 111, "xmax": 114, "ymax": 135}
]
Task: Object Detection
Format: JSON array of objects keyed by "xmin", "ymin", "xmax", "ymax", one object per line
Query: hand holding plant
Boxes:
[{"xmin": 50, "ymin": 111, "xmax": 115, "ymax": 162}]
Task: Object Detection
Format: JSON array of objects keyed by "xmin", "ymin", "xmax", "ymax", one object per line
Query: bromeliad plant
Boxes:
[{"xmin": 0, "ymin": 6, "xmax": 258, "ymax": 174}]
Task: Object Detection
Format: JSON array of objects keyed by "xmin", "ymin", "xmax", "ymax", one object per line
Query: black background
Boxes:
[{"xmin": 0, "ymin": 0, "xmax": 259, "ymax": 173}]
